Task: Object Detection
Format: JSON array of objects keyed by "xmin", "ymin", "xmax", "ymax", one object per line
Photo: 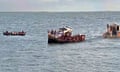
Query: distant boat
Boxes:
[
  {"xmin": 48, "ymin": 26, "xmax": 85, "ymax": 43},
  {"xmin": 103, "ymin": 23, "xmax": 120, "ymax": 38},
  {"xmin": 3, "ymin": 31, "xmax": 26, "ymax": 36}
]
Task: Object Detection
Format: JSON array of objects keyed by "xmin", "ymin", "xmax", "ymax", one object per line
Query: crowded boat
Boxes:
[
  {"xmin": 48, "ymin": 26, "xmax": 85, "ymax": 43},
  {"xmin": 3, "ymin": 31, "xmax": 26, "ymax": 36},
  {"xmin": 103, "ymin": 23, "xmax": 120, "ymax": 38}
]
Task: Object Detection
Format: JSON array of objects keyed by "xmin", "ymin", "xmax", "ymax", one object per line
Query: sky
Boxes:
[{"xmin": 0, "ymin": 0, "xmax": 120, "ymax": 12}]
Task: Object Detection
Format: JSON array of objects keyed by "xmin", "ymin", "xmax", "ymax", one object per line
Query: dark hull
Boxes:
[
  {"xmin": 48, "ymin": 35, "xmax": 85, "ymax": 43},
  {"xmin": 48, "ymin": 38, "xmax": 69, "ymax": 43},
  {"xmin": 3, "ymin": 32, "xmax": 26, "ymax": 36}
]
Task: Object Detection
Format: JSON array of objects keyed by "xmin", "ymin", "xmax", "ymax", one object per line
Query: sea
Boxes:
[{"xmin": 0, "ymin": 12, "xmax": 120, "ymax": 72}]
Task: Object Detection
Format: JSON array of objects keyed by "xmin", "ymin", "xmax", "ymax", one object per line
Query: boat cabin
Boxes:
[
  {"xmin": 59, "ymin": 27, "xmax": 72, "ymax": 34},
  {"xmin": 48, "ymin": 26, "xmax": 72, "ymax": 38}
]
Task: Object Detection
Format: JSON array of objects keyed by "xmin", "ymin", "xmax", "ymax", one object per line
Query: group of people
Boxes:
[
  {"xmin": 106, "ymin": 23, "xmax": 119, "ymax": 36},
  {"xmin": 48, "ymin": 29, "xmax": 72, "ymax": 38},
  {"xmin": 4, "ymin": 30, "xmax": 26, "ymax": 35},
  {"xmin": 48, "ymin": 29, "xmax": 64, "ymax": 38}
]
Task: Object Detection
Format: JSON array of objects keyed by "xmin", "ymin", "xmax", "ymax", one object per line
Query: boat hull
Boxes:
[
  {"xmin": 48, "ymin": 35, "xmax": 85, "ymax": 43},
  {"xmin": 3, "ymin": 32, "xmax": 26, "ymax": 36},
  {"xmin": 103, "ymin": 32, "xmax": 120, "ymax": 38}
]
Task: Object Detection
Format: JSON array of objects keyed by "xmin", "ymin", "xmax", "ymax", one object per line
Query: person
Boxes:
[
  {"xmin": 112, "ymin": 25, "xmax": 117, "ymax": 36},
  {"xmin": 117, "ymin": 25, "xmax": 119, "ymax": 31},
  {"xmin": 106, "ymin": 24, "xmax": 109, "ymax": 32},
  {"xmin": 51, "ymin": 30, "xmax": 54, "ymax": 34},
  {"xmin": 5, "ymin": 31, "xmax": 9, "ymax": 35},
  {"xmin": 108, "ymin": 25, "xmax": 112, "ymax": 37},
  {"xmin": 6, "ymin": 31, "xmax": 8, "ymax": 33},
  {"xmin": 107, "ymin": 24, "xmax": 109, "ymax": 29},
  {"xmin": 22, "ymin": 30, "xmax": 24, "ymax": 33}
]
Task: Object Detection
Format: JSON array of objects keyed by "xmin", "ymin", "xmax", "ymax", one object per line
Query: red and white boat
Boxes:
[{"xmin": 48, "ymin": 26, "xmax": 85, "ymax": 43}]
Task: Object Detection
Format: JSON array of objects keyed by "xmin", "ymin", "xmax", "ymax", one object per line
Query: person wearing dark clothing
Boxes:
[
  {"xmin": 107, "ymin": 24, "xmax": 109, "ymax": 28},
  {"xmin": 117, "ymin": 25, "xmax": 119, "ymax": 31},
  {"xmin": 112, "ymin": 26, "xmax": 117, "ymax": 35}
]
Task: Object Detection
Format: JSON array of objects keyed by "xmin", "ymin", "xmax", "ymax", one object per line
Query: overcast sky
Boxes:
[{"xmin": 0, "ymin": 0, "xmax": 120, "ymax": 12}]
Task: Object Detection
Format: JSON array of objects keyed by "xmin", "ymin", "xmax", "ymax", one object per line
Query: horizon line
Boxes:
[{"xmin": 0, "ymin": 10, "xmax": 120, "ymax": 12}]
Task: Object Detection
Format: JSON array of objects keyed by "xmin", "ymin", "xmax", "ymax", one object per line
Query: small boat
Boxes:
[
  {"xmin": 3, "ymin": 31, "xmax": 26, "ymax": 36},
  {"xmin": 48, "ymin": 26, "xmax": 85, "ymax": 43},
  {"xmin": 103, "ymin": 23, "xmax": 120, "ymax": 38}
]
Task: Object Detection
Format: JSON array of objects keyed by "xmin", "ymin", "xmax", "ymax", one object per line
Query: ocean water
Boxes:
[{"xmin": 0, "ymin": 12, "xmax": 120, "ymax": 72}]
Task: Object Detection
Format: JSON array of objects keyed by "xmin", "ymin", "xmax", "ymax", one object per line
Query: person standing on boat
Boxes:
[
  {"xmin": 112, "ymin": 24, "xmax": 117, "ymax": 36},
  {"xmin": 109, "ymin": 25, "xmax": 113, "ymax": 37},
  {"xmin": 106, "ymin": 24, "xmax": 112, "ymax": 36},
  {"xmin": 107, "ymin": 24, "xmax": 109, "ymax": 32}
]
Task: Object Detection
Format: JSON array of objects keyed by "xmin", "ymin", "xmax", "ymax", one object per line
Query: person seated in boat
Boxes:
[
  {"xmin": 6, "ymin": 31, "xmax": 8, "ymax": 33},
  {"xmin": 51, "ymin": 30, "xmax": 54, "ymax": 34},
  {"xmin": 53, "ymin": 30, "xmax": 56, "ymax": 35},
  {"xmin": 48, "ymin": 30, "xmax": 51, "ymax": 36},
  {"xmin": 4, "ymin": 31, "xmax": 9, "ymax": 35},
  {"xmin": 22, "ymin": 30, "xmax": 24, "ymax": 33},
  {"xmin": 21, "ymin": 30, "xmax": 25, "ymax": 34}
]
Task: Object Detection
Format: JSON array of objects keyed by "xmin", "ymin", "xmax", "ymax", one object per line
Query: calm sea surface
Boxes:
[{"xmin": 0, "ymin": 12, "xmax": 120, "ymax": 72}]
